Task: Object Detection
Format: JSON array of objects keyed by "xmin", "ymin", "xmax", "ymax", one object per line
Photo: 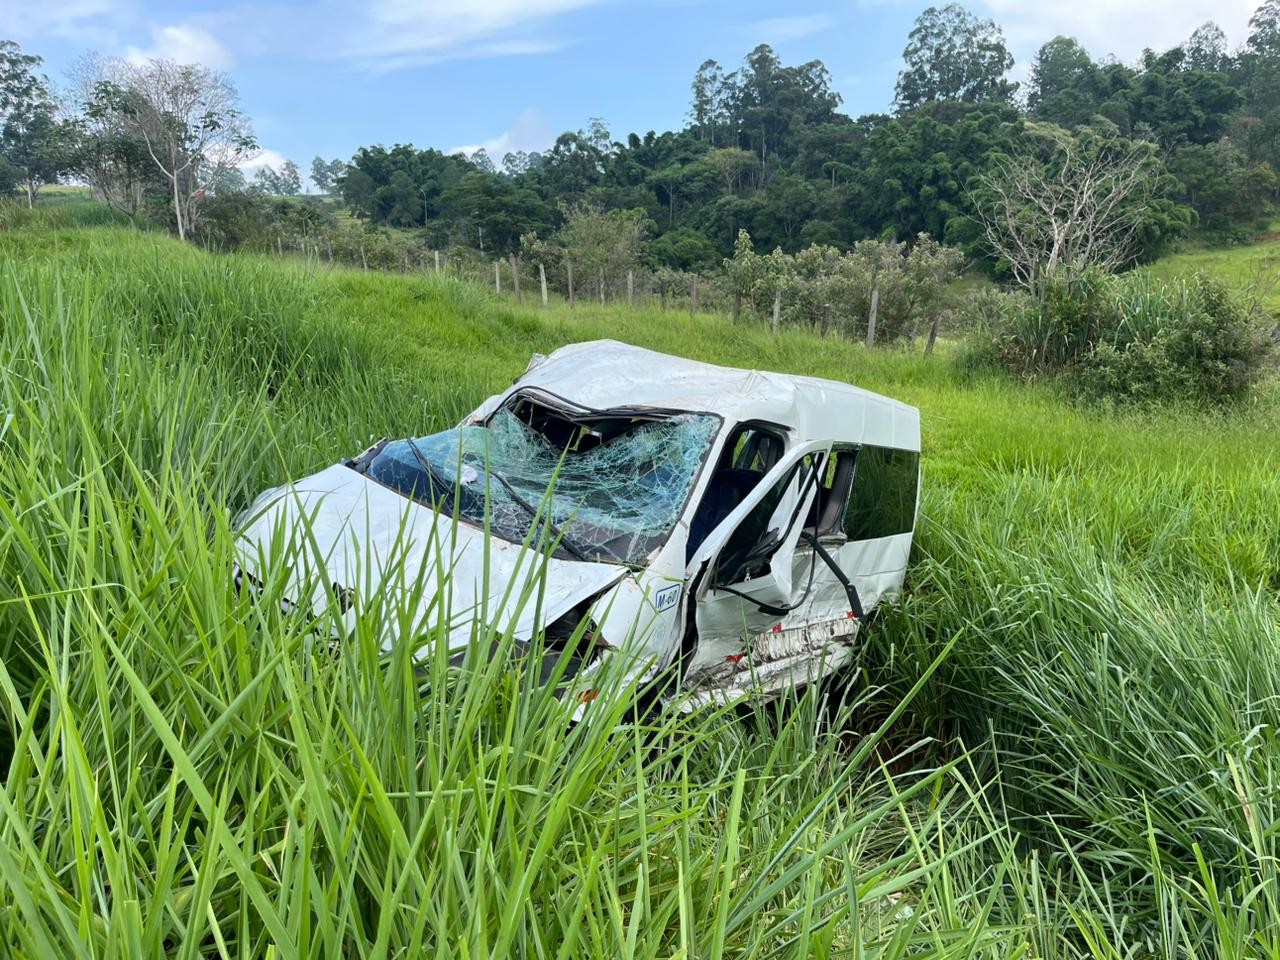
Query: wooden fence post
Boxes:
[
  {"xmin": 866, "ymin": 285, "xmax": 879, "ymax": 349},
  {"xmin": 821, "ymin": 302, "xmax": 831, "ymax": 336},
  {"xmin": 359, "ymin": 243, "xmax": 367, "ymax": 272},
  {"xmin": 434, "ymin": 250, "xmax": 441, "ymax": 273},
  {"xmin": 510, "ymin": 253, "xmax": 521, "ymax": 303},
  {"xmin": 690, "ymin": 277, "xmax": 698, "ymax": 317},
  {"xmin": 772, "ymin": 290, "xmax": 781, "ymax": 334},
  {"xmin": 539, "ymin": 263, "xmax": 548, "ymax": 306},
  {"xmin": 494, "ymin": 260, "xmax": 501, "ymax": 294},
  {"xmin": 599, "ymin": 268, "xmax": 605, "ymax": 305},
  {"xmin": 660, "ymin": 281, "xmax": 667, "ymax": 310},
  {"xmin": 626, "ymin": 269, "xmax": 634, "ymax": 307},
  {"xmin": 567, "ymin": 261, "xmax": 575, "ymax": 308},
  {"xmin": 925, "ymin": 315, "xmax": 941, "ymax": 356}
]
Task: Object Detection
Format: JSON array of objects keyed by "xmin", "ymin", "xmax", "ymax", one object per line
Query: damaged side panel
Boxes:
[{"xmin": 681, "ymin": 617, "xmax": 862, "ymax": 707}]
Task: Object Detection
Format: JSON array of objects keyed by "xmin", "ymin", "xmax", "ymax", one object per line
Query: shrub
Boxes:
[{"xmin": 986, "ymin": 268, "xmax": 1274, "ymax": 404}]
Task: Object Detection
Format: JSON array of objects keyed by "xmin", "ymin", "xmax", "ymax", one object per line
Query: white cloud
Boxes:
[
  {"xmin": 125, "ymin": 24, "xmax": 234, "ymax": 70},
  {"xmin": 981, "ymin": 0, "xmax": 1258, "ymax": 64},
  {"xmin": 345, "ymin": 0, "xmax": 605, "ymax": 70},
  {"xmin": 450, "ymin": 106, "xmax": 556, "ymax": 163},
  {"xmin": 742, "ymin": 14, "xmax": 836, "ymax": 43},
  {"xmin": 238, "ymin": 148, "xmax": 288, "ymax": 175},
  {"xmin": 5, "ymin": 0, "xmax": 122, "ymax": 37}
]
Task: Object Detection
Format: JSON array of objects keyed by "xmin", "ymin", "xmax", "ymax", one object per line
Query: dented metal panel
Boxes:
[
  {"xmin": 234, "ymin": 464, "xmax": 627, "ymax": 655},
  {"xmin": 682, "ymin": 617, "xmax": 862, "ymax": 707}
]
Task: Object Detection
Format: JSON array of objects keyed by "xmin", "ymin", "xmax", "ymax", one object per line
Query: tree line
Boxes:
[
  {"xmin": 3, "ymin": 3, "xmax": 1280, "ymax": 306},
  {"xmin": 321, "ymin": 2, "xmax": 1280, "ymax": 262}
]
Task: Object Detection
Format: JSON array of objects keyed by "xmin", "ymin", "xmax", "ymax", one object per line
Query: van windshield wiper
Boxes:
[
  {"xmin": 486, "ymin": 470, "xmax": 591, "ymax": 563},
  {"xmin": 403, "ymin": 440, "xmax": 590, "ymax": 563},
  {"xmin": 403, "ymin": 439, "xmax": 459, "ymax": 507}
]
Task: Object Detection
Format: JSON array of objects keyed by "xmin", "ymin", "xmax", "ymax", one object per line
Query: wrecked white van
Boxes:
[{"xmin": 235, "ymin": 339, "xmax": 920, "ymax": 705}]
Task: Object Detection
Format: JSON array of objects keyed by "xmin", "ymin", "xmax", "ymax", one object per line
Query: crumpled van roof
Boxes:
[{"xmin": 497, "ymin": 339, "xmax": 921, "ymax": 452}]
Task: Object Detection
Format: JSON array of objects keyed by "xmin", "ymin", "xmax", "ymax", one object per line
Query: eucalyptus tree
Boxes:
[{"xmin": 894, "ymin": 4, "xmax": 1018, "ymax": 112}]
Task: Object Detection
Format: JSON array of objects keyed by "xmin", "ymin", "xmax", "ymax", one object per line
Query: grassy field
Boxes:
[
  {"xmin": 1153, "ymin": 226, "xmax": 1280, "ymax": 316},
  {"xmin": 1, "ymin": 207, "xmax": 1279, "ymax": 956}
]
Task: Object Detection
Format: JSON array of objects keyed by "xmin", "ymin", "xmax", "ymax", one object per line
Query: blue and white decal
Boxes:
[{"xmin": 653, "ymin": 583, "xmax": 682, "ymax": 613}]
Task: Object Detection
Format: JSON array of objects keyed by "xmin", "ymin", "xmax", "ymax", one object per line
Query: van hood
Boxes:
[{"xmin": 234, "ymin": 464, "xmax": 628, "ymax": 654}]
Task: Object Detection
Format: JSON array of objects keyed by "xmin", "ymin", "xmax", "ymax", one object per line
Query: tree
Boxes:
[
  {"xmin": 1249, "ymin": 0, "xmax": 1280, "ymax": 57},
  {"xmin": 502, "ymin": 150, "xmax": 531, "ymax": 175},
  {"xmin": 724, "ymin": 45, "xmax": 843, "ymax": 163},
  {"xmin": 277, "ymin": 159, "xmax": 302, "ymax": 196},
  {"xmin": 340, "ymin": 166, "xmax": 376, "ymax": 219},
  {"xmin": 894, "ymin": 4, "xmax": 1018, "ymax": 112},
  {"xmin": 254, "ymin": 165, "xmax": 282, "ymax": 194},
  {"xmin": 972, "ymin": 126, "xmax": 1181, "ymax": 291},
  {"xmin": 705, "ymin": 146, "xmax": 759, "ymax": 193},
  {"xmin": 90, "ymin": 59, "xmax": 257, "ymax": 240},
  {"xmin": 469, "ymin": 148, "xmax": 496, "ymax": 174},
  {"xmin": 309, "ymin": 156, "xmax": 345, "ymax": 194},
  {"xmin": 1241, "ymin": 1, "xmax": 1280, "ymax": 166},
  {"xmin": 583, "ymin": 117, "xmax": 613, "ymax": 156},
  {"xmin": 1184, "ymin": 22, "xmax": 1230, "ymax": 73},
  {"xmin": 1168, "ymin": 141, "xmax": 1276, "ymax": 233},
  {"xmin": 724, "ymin": 229, "xmax": 767, "ymax": 318},
  {"xmin": 689, "ymin": 60, "xmax": 729, "ymax": 144},
  {"xmin": 1028, "ymin": 37, "xmax": 1102, "ymax": 127},
  {"xmin": 378, "ymin": 169, "xmax": 420, "ymax": 226},
  {"xmin": 254, "ymin": 160, "xmax": 301, "ymax": 196},
  {"xmin": 0, "ymin": 40, "xmax": 74, "ymax": 206},
  {"xmin": 440, "ymin": 171, "xmax": 554, "ymax": 252},
  {"xmin": 558, "ymin": 203, "xmax": 649, "ymax": 301},
  {"xmin": 208, "ymin": 164, "xmax": 246, "ymax": 195},
  {"xmin": 67, "ymin": 53, "xmax": 152, "ymax": 215},
  {"xmin": 538, "ymin": 131, "xmax": 604, "ymax": 200}
]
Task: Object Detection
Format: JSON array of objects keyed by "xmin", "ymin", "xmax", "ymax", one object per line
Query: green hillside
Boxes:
[
  {"xmin": 1, "ymin": 219, "xmax": 1278, "ymax": 955},
  {"xmin": 1153, "ymin": 226, "xmax": 1280, "ymax": 315}
]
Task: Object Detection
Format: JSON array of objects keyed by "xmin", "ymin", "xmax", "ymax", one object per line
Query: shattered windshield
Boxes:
[{"xmin": 354, "ymin": 408, "xmax": 720, "ymax": 565}]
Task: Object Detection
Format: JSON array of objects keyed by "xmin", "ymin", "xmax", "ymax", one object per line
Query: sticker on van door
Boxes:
[{"xmin": 654, "ymin": 584, "xmax": 681, "ymax": 612}]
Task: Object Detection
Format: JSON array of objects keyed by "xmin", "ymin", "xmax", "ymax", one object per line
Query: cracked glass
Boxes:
[{"xmin": 357, "ymin": 409, "xmax": 720, "ymax": 566}]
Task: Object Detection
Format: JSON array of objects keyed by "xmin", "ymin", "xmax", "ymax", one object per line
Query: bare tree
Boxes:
[
  {"xmin": 972, "ymin": 131, "xmax": 1160, "ymax": 292},
  {"xmin": 91, "ymin": 59, "xmax": 256, "ymax": 240}
]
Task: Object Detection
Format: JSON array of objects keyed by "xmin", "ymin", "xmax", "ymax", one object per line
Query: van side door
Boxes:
[
  {"xmin": 789, "ymin": 444, "xmax": 920, "ymax": 626},
  {"xmin": 686, "ymin": 440, "xmax": 829, "ymax": 665}
]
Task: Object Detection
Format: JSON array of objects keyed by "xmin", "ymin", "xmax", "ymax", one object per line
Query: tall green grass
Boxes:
[
  {"xmin": 0, "ymin": 224, "xmax": 1026, "ymax": 955},
  {"xmin": 1, "ymin": 222, "xmax": 1278, "ymax": 955}
]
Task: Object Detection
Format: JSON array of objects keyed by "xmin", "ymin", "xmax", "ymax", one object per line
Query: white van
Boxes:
[{"xmin": 235, "ymin": 340, "xmax": 920, "ymax": 706}]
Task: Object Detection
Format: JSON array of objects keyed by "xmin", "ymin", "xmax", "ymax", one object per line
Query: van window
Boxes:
[
  {"xmin": 714, "ymin": 461, "xmax": 804, "ymax": 585},
  {"xmin": 805, "ymin": 449, "xmax": 855, "ymax": 537},
  {"xmin": 687, "ymin": 423, "xmax": 786, "ymax": 559},
  {"xmin": 844, "ymin": 446, "xmax": 919, "ymax": 540}
]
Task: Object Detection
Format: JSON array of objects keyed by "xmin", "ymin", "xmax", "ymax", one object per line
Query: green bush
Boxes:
[{"xmin": 986, "ymin": 268, "xmax": 1274, "ymax": 404}]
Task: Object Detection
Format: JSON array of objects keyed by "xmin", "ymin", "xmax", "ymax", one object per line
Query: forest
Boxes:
[{"xmin": 4, "ymin": 3, "xmax": 1280, "ymax": 267}]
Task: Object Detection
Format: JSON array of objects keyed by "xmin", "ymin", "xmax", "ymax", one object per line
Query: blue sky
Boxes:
[{"xmin": 5, "ymin": 0, "xmax": 1264, "ymax": 183}]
